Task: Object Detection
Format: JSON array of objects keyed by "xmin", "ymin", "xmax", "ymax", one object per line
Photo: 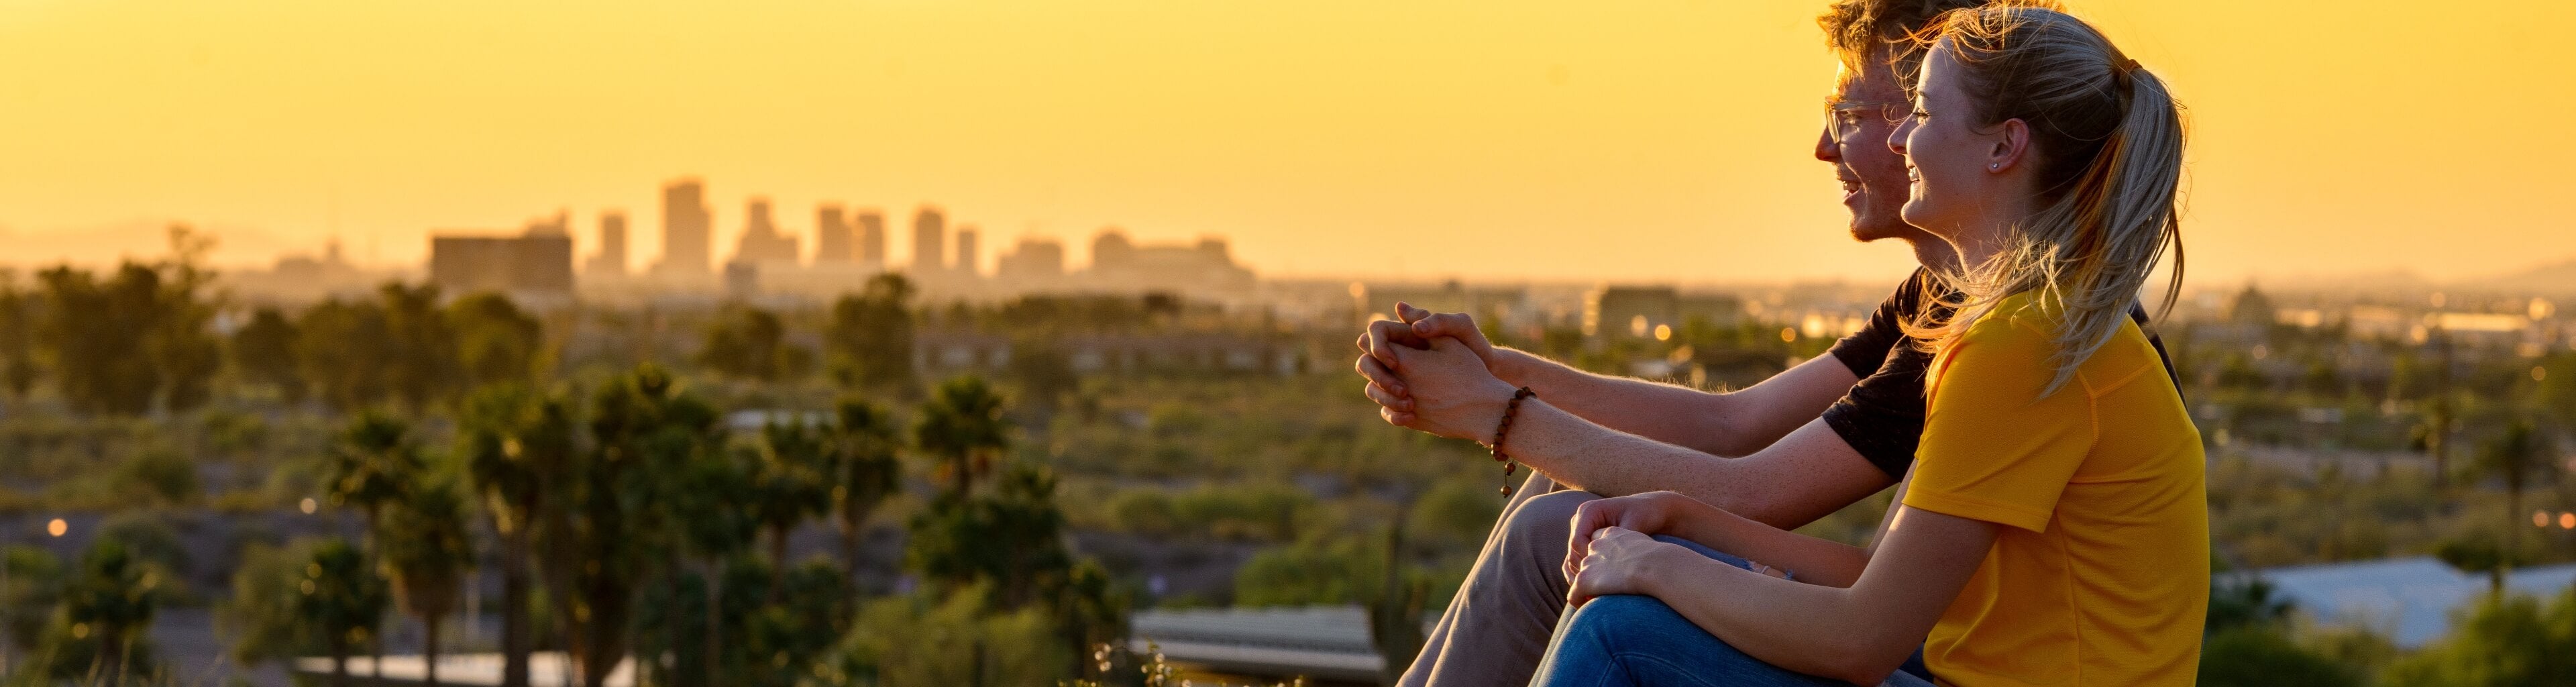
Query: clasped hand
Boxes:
[{"xmin": 1352, "ymin": 302, "xmax": 1519, "ymax": 441}]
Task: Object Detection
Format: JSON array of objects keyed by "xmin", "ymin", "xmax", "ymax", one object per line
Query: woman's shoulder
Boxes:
[{"xmin": 1960, "ymin": 291, "xmax": 2063, "ymax": 348}]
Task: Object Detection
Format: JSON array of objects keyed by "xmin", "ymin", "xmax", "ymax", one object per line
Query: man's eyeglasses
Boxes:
[{"xmin": 1825, "ymin": 100, "xmax": 1907, "ymax": 145}]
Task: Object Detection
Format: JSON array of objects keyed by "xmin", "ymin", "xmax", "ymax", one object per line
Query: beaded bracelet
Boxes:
[{"xmin": 1490, "ymin": 386, "xmax": 1537, "ymax": 496}]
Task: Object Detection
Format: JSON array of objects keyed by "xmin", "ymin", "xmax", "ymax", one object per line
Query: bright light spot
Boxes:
[
  {"xmin": 2540, "ymin": 511, "xmax": 2553, "ymax": 528},
  {"xmin": 2559, "ymin": 513, "xmax": 2573, "ymax": 529},
  {"xmin": 300, "ymin": 497, "xmax": 318, "ymax": 514},
  {"xmin": 1780, "ymin": 327, "xmax": 1797, "ymax": 343},
  {"xmin": 2534, "ymin": 297, "xmax": 2556, "ymax": 321},
  {"xmin": 70, "ymin": 623, "xmax": 89, "ymax": 639},
  {"xmin": 1629, "ymin": 315, "xmax": 1649, "ymax": 337},
  {"xmin": 2536, "ymin": 366, "xmax": 2550, "ymax": 382},
  {"xmin": 46, "ymin": 519, "xmax": 66, "ymax": 537},
  {"xmin": 1653, "ymin": 324, "xmax": 1672, "ymax": 341}
]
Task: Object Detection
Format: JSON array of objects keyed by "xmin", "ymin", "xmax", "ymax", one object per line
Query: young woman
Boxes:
[{"xmin": 1511, "ymin": 4, "xmax": 2206, "ymax": 686}]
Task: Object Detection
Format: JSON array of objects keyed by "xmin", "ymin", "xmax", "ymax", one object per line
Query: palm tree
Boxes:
[
  {"xmin": 826, "ymin": 398, "xmax": 903, "ymax": 582},
  {"xmin": 2473, "ymin": 418, "xmax": 2559, "ymax": 582},
  {"xmin": 751, "ymin": 421, "xmax": 833, "ymax": 601},
  {"xmin": 59, "ymin": 539, "xmax": 158, "ymax": 684},
  {"xmin": 914, "ymin": 376, "xmax": 1010, "ymax": 497},
  {"xmin": 460, "ymin": 383, "xmax": 570, "ymax": 687},
  {"xmin": 381, "ymin": 477, "xmax": 472, "ymax": 687},
  {"xmin": 325, "ymin": 411, "xmax": 421, "ymax": 681},
  {"xmin": 299, "ymin": 540, "xmax": 388, "ymax": 687}
]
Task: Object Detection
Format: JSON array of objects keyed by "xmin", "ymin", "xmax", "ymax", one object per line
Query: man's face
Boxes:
[{"xmin": 1814, "ymin": 58, "xmax": 1924, "ymax": 244}]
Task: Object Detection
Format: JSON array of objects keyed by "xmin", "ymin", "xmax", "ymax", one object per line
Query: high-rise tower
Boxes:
[
  {"xmin": 912, "ymin": 206, "xmax": 946, "ymax": 274},
  {"xmin": 815, "ymin": 204, "xmax": 853, "ymax": 263},
  {"xmin": 857, "ymin": 210, "xmax": 888, "ymax": 267},
  {"xmin": 657, "ymin": 178, "xmax": 712, "ymax": 274},
  {"xmin": 588, "ymin": 211, "xmax": 628, "ymax": 275}
]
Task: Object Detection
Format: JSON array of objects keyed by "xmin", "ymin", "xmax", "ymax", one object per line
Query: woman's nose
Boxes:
[{"xmin": 1886, "ymin": 118, "xmax": 1913, "ymax": 156}]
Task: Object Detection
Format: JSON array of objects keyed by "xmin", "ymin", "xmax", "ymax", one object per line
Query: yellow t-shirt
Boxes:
[{"xmin": 1900, "ymin": 293, "xmax": 2208, "ymax": 687}]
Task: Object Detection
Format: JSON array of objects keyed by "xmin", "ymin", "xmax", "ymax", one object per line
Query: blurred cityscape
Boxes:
[{"xmin": 7, "ymin": 179, "xmax": 2576, "ymax": 686}]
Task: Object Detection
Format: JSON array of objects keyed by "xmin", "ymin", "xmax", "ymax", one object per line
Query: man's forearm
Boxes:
[
  {"xmin": 1491, "ymin": 348, "xmax": 1856, "ymax": 457},
  {"xmin": 1489, "ymin": 348, "xmax": 1749, "ymax": 456}
]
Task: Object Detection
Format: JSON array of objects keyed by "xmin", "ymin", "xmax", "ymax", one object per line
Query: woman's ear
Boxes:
[{"xmin": 1988, "ymin": 118, "xmax": 2031, "ymax": 172}]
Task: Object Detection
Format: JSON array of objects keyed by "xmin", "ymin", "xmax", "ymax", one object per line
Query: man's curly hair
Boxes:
[{"xmin": 1819, "ymin": 0, "xmax": 2026, "ymax": 85}]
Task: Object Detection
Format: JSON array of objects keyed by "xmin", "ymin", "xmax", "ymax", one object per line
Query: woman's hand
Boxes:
[
  {"xmin": 1563, "ymin": 492, "xmax": 1690, "ymax": 582},
  {"xmin": 1378, "ymin": 335, "xmax": 1521, "ymax": 441},
  {"xmin": 1566, "ymin": 525, "xmax": 1689, "ymax": 608}
]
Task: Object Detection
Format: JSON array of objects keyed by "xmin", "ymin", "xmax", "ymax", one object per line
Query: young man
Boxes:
[{"xmin": 1350, "ymin": 1, "xmax": 2166, "ymax": 684}]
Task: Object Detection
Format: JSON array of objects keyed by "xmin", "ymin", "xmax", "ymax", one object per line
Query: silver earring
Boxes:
[{"xmin": 1989, "ymin": 164, "xmax": 2000, "ymax": 170}]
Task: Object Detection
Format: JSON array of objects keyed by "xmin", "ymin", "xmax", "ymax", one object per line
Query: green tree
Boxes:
[
  {"xmin": 449, "ymin": 292, "xmax": 547, "ymax": 388},
  {"xmin": 49, "ymin": 538, "xmax": 160, "ymax": 684},
  {"xmin": 661, "ymin": 437, "xmax": 757, "ymax": 687},
  {"xmin": 2473, "ymin": 418, "xmax": 2557, "ymax": 578},
  {"xmin": 299, "ymin": 539, "xmax": 390, "ymax": 687},
  {"xmin": 750, "ymin": 421, "xmax": 834, "ymax": 600},
  {"xmin": 2198, "ymin": 625, "xmax": 2363, "ymax": 687},
  {"xmin": 111, "ymin": 446, "xmax": 202, "ymax": 508},
  {"xmin": 217, "ymin": 539, "xmax": 323, "ymax": 678},
  {"xmin": 36, "ymin": 264, "xmax": 166, "ymax": 415},
  {"xmin": 2383, "ymin": 588, "xmax": 2576, "ymax": 687},
  {"xmin": 824, "ymin": 398, "xmax": 903, "ymax": 582},
  {"xmin": 328, "ymin": 412, "xmax": 425, "ymax": 537},
  {"xmin": 297, "ymin": 297, "xmax": 396, "ymax": 412},
  {"xmin": 1008, "ymin": 337, "xmax": 1079, "ymax": 416},
  {"xmin": 0, "ymin": 274, "xmax": 39, "ymax": 406},
  {"xmin": 905, "ymin": 465, "xmax": 1071, "ymax": 608},
  {"xmin": 826, "ymin": 273, "xmax": 918, "ymax": 394},
  {"xmin": 460, "ymin": 382, "xmax": 574, "ymax": 687},
  {"xmin": 2438, "ymin": 531, "xmax": 2518, "ymax": 595},
  {"xmin": 380, "ymin": 282, "xmax": 462, "ymax": 411},
  {"xmin": 231, "ymin": 306, "xmax": 308, "ymax": 405},
  {"xmin": 150, "ymin": 224, "xmax": 224, "ymax": 413},
  {"xmin": 541, "ymin": 364, "xmax": 720, "ymax": 687},
  {"xmin": 2, "ymin": 545, "xmax": 66, "ymax": 668},
  {"xmin": 326, "ymin": 411, "xmax": 423, "ymax": 682},
  {"xmin": 915, "ymin": 376, "xmax": 1010, "ymax": 497},
  {"xmin": 698, "ymin": 305, "xmax": 806, "ymax": 382},
  {"xmin": 382, "ymin": 476, "xmax": 472, "ymax": 687}
]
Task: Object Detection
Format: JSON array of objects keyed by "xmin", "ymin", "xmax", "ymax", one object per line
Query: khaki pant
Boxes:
[{"xmin": 1398, "ymin": 476, "xmax": 1599, "ymax": 687}]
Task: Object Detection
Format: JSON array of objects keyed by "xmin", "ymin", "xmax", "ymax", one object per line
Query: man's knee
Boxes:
[{"xmin": 1501, "ymin": 489, "xmax": 1598, "ymax": 559}]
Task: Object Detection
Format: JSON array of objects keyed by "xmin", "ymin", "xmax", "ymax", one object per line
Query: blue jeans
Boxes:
[{"xmin": 1528, "ymin": 536, "xmax": 1935, "ymax": 687}]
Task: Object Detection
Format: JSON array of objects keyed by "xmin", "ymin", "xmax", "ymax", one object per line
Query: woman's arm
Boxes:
[
  {"xmin": 1566, "ymin": 490, "xmax": 1876, "ymax": 588},
  {"xmin": 1570, "ymin": 507, "xmax": 1998, "ymax": 686}
]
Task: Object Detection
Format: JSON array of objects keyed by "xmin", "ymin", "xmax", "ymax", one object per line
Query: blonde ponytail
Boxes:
[{"xmin": 1904, "ymin": 3, "xmax": 2188, "ymax": 395}]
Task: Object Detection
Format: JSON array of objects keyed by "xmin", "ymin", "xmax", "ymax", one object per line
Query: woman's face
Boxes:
[{"xmin": 1890, "ymin": 43, "xmax": 2012, "ymax": 246}]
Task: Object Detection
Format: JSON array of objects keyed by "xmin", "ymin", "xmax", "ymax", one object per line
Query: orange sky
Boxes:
[{"xmin": 0, "ymin": 0, "xmax": 2568, "ymax": 285}]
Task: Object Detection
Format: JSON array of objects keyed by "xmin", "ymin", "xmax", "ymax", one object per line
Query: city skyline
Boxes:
[{"xmin": 0, "ymin": 1, "xmax": 2569, "ymax": 285}]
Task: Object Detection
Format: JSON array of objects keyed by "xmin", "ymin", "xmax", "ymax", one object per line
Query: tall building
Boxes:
[
  {"xmin": 587, "ymin": 211, "xmax": 628, "ymax": 275},
  {"xmin": 431, "ymin": 227, "xmax": 574, "ymax": 295},
  {"xmin": 857, "ymin": 210, "xmax": 888, "ymax": 266},
  {"xmin": 657, "ymin": 178, "xmax": 712, "ymax": 274},
  {"xmin": 954, "ymin": 225, "xmax": 979, "ymax": 276},
  {"xmin": 815, "ymin": 204, "xmax": 853, "ymax": 263},
  {"xmin": 912, "ymin": 206, "xmax": 947, "ymax": 273},
  {"xmin": 996, "ymin": 237, "xmax": 1066, "ymax": 282},
  {"xmin": 732, "ymin": 197, "xmax": 800, "ymax": 265}
]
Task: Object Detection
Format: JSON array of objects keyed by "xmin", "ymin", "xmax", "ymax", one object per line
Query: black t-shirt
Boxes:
[{"xmin": 1819, "ymin": 268, "xmax": 2180, "ymax": 480}]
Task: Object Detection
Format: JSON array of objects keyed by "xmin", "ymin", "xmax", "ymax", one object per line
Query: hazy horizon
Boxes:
[{"xmin": 3, "ymin": 0, "xmax": 2567, "ymax": 285}]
